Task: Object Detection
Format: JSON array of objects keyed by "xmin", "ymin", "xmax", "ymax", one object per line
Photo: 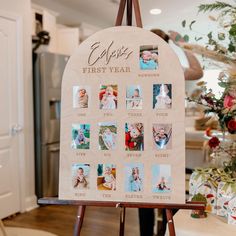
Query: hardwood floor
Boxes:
[{"xmin": 3, "ymin": 205, "xmax": 140, "ymax": 236}]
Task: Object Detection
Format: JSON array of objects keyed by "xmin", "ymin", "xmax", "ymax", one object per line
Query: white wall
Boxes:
[
  {"xmin": 185, "ymin": 69, "xmax": 224, "ymax": 97},
  {"xmin": 32, "ymin": 0, "xmax": 111, "ymax": 28},
  {"xmin": 0, "ymin": 0, "xmax": 37, "ymax": 211}
]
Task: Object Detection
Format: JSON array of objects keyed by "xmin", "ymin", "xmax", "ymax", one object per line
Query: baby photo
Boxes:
[
  {"xmin": 152, "ymin": 164, "xmax": 172, "ymax": 193},
  {"xmin": 125, "ymin": 123, "xmax": 144, "ymax": 151},
  {"xmin": 73, "ymin": 86, "xmax": 90, "ymax": 108},
  {"xmin": 126, "ymin": 85, "xmax": 143, "ymax": 110},
  {"xmin": 71, "ymin": 124, "xmax": 90, "ymax": 150},
  {"xmin": 97, "ymin": 164, "xmax": 116, "ymax": 191},
  {"xmin": 140, "ymin": 45, "xmax": 158, "ymax": 70},
  {"xmin": 72, "ymin": 164, "xmax": 90, "ymax": 189},
  {"xmin": 153, "ymin": 124, "xmax": 172, "ymax": 150},
  {"xmin": 98, "ymin": 122, "xmax": 117, "ymax": 150},
  {"xmin": 125, "ymin": 163, "xmax": 144, "ymax": 192},
  {"xmin": 153, "ymin": 84, "xmax": 172, "ymax": 109},
  {"xmin": 99, "ymin": 85, "xmax": 118, "ymax": 110}
]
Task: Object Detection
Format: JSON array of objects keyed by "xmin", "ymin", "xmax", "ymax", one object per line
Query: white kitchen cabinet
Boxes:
[
  {"xmin": 43, "ymin": 9, "xmax": 58, "ymax": 53},
  {"xmin": 32, "ymin": 4, "xmax": 79, "ymax": 55},
  {"xmin": 57, "ymin": 26, "xmax": 79, "ymax": 56}
]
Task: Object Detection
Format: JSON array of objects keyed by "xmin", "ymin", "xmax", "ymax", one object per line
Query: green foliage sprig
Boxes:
[
  {"xmin": 181, "ymin": 1, "xmax": 236, "ymax": 66},
  {"xmin": 198, "ymin": 1, "xmax": 234, "ymax": 13}
]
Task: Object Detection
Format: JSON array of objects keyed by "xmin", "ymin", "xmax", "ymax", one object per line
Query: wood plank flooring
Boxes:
[{"xmin": 3, "ymin": 205, "xmax": 140, "ymax": 236}]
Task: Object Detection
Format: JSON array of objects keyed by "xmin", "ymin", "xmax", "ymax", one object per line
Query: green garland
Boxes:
[{"xmin": 198, "ymin": 1, "xmax": 234, "ymax": 13}]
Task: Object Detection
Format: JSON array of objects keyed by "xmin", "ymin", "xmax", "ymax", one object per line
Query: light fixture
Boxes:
[{"xmin": 150, "ymin": 8, "xmax": 162, "ymax": 15}]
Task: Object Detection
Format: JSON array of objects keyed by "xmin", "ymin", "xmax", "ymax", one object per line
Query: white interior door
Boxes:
[{"xmin": 0, "ymin": 15, "xmax": 21, "ymax": 219}]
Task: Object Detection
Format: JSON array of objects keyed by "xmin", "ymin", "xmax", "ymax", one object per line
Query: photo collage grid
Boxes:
[
  {"xmin": 71, "ymin": 46, "xmax": 172, "ymax": 194},
  {"xmin": 72, "ymin": 163, "xmax": 171, "ymax": 194}
]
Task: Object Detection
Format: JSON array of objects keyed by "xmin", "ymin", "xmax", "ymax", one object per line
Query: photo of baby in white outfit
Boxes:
[
  {"xmin": 153, "ymin": 84, "xmax": 172, "ymax": 109},
  {"xmin": 97, "ymin": 164, "xmax": 116, "ymax": 191},
  {"xmin": 99, "ymin": 85, "xmax": 118, "ymax": 110},
  {"xmin": 103, "ymin": 166, "xmax": 116, "ymax": 190},
  {"xmin": 98, "ymin": 122, "xmax": 117, "ymax": 150}
]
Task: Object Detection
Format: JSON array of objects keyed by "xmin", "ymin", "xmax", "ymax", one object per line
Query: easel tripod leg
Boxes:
[
  {"xmin": 166, "ymin": 209, "xmax": 176, "ymax": 236},
  {"xmin": 119, "ymin": 207, "xmax": 126, "ymax": 236},
  {"xmin": 126, "ymin": 0, "xmax": 132, "ymax": 26},
  {"xmin": 132, "ymin": 0, "xmax": 143, "ymax": 27},
  {"xmin": 115, "ymin": 0, "xmax": 127, "ymax": 26},
  {"xmin": 74, "ymin": 205, "xmax": 86, "ymax": 236}
]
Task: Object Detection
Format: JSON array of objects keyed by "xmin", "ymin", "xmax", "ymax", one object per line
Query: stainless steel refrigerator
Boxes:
[{"xmin": 33, "ymin": 52, "xmax": 69, "ymax": 198}]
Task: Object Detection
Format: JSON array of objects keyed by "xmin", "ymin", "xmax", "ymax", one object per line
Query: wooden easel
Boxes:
[
  {"xmin": 38, "ymin": 1, "xmax": 205, "ymax": 236},
  {"xmin": 38, "ymin": 198, "xmax": 205, "ymax": 236},
  {"xmin": 115, "ymin": 0, "xmax": 143, "ymax": 28}
]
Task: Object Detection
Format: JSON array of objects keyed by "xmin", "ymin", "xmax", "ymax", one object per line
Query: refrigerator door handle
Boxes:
[{"xmin": 49, "ymin": 146, "xmax": 60, "ymax": 152}]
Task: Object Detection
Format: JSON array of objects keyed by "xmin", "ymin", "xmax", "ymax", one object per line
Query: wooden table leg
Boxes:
[
  {"xmin": 0, "ymin": 220, "xmax": 8, "ymax": 236},
  {"xmin": 74, "ymin": 206, "xmax": 86, "ymax": 236},
  {"xmin": 166, "ymin": 209, "xmax": 176, "ymax": 236},
  {"xmin": 119, "ymin": 207, "xmax": 126, "ymax": 236}
]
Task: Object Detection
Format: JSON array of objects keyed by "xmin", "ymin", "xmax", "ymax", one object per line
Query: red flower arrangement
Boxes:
[
  {"xmin": 208, "ymin": 137, "xmax": 220, "ymax": 149},
  {"xmin": 227, "ymin": 119, "xmax": 236, "ymax": 133},
  {"xmin": 184, "ymin": 0, "xmax": 236, "ymax": 175}
]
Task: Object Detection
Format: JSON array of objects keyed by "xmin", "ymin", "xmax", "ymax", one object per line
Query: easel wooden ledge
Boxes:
[
  {"xmin": 38, "ymin": 198, "xmax": 205, "ymax": 236},
  {"xmin": 38, "ymin": 1, "xmax": 205, "ymax": 236}
]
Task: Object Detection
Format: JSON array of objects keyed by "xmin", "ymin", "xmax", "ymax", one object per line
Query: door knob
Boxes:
[{"xmin": 11, "ymin": 124, "xmax": 23, "ymax": 135}]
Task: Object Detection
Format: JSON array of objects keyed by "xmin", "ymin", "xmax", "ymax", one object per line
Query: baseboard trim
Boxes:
[{"xmin": 24, "ymin": 195, "xmax": 38, "ymax": 212}]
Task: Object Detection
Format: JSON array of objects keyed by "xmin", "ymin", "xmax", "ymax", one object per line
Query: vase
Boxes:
[
  {"xmin": 210, "ymin": 131, "xmax": 236, "ymax": 168},
  {"xmin": 210, "ymin": 149, "xmax": 231, "ymax": 168}
]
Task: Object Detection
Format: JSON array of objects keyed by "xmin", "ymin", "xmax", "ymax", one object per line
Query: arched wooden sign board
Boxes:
[{"xmin": 59, "ymin": 26, "xmax": 185, "ymax": 204}]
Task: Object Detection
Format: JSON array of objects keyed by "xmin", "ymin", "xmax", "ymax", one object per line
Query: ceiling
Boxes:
[{"xmin": 32, "ymin": 0, "xmax": 235, "ymax": 33}]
